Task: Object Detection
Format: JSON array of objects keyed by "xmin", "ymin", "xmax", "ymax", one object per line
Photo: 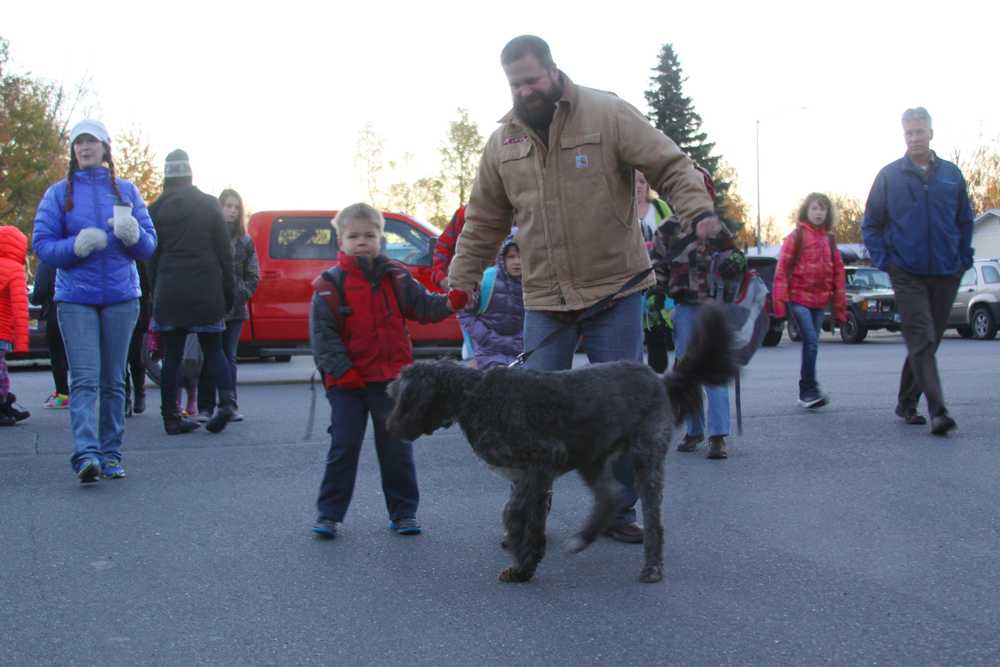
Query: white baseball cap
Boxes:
[{"xmin": 69, "ymin": 119, "xmax": 111, "ymax": 145}]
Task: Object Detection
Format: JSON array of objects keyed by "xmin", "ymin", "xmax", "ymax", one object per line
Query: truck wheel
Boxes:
[
  {"xmin": 786, "ymin": 316, "xmax": 801, "ymax": 342},
  {"xmin": 956, "ymin": 325, "xmax": 973, "ymax": 338},
  {"xmin": 840, "ymin": 311, "xmax": 868, "ymax": 344},
  {"xmin": 972, "ymin": 306, "xmax": 998, "ymax": 340}
]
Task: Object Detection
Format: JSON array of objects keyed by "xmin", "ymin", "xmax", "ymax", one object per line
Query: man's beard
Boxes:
[{"xmin": 514, "ymin": 83, "xmax": 563, "ymax": 132}]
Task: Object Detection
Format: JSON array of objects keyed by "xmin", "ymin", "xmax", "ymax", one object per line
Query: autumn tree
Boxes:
[
  {"xmin": 113, "ymin": 127, "xmax": 161, "ymax": 204},
  {"xmin": 829, "ymin": 193, "xmax": 864, "ymax": 243},
  {"xmin": 0, "ymin": 36, "xmax": 80, "ymax": 238},
  {"xmin": 440, "ymin": 108, "xmax": 484, "ymax": 206},
  {"xmin": 955, "ymin": 139, "xmax": 1000, "ymax": 213},
  {"xmin": 645, "ymin": 43, "xmax": 730, "ymax": 204},
  {"xmin": 712, "ymin": 161, "xmax": 754, "ymax": 248},
  {"xmin": 354, "ymin": 123, "xmax": 385, "ymax": 205},
  {"xmin": 412, "ymin": 176, "xmax": 448, "ymax": 228}
]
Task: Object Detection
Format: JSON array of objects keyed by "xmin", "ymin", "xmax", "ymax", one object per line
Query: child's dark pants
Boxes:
[{"xmin": 316, "ymin": 382, "xmax": 419, "ymax": 523}]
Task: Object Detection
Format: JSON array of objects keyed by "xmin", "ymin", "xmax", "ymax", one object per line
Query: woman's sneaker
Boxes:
[
  {"xmin": 44, "ymin": 393, "xmax": 70, "ymax": 409},
  {"xmin": 101, "ymin": 460, "xmax": 127, "ymax": 479},
  {"xmin": 76, "ymin": 458, "xmax": 101, "ymax": 484},
  {"xmin": 390, "ymin": 517, "xmax": 422, "ymax": 535}
]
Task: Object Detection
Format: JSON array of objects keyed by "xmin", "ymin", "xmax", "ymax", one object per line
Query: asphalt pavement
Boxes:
[{"xmin": 2, "ymin": 332, "xmax": 999, "ymax": 666}]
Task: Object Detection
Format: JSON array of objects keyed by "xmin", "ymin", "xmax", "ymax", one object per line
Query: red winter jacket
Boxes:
[
  {"xmin": 430, "ymin": 206, "xmax": 465, "ymax": 287},
  {"xmin": 773, "ymin": 222, "xmax": 847, "ymax": 322},
  {"xmin": 0, "ymin": 226, "xmax": 30, "ymax": 352},
  {"xmin": 309, "ymin": 253, "xmax": 451, "ymax": 384}
]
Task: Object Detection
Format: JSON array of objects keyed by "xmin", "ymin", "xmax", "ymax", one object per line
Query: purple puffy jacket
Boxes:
[{"xmin": 458, "ymin": 235, "xmax": 523, "ymax": 369}]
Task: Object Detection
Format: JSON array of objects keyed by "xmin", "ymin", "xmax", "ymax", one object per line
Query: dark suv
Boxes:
[{"xmin": 787, "ymin": 266, "xmax": 901, "ymax": 344}]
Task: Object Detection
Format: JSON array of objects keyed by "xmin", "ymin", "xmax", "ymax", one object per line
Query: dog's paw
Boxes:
[
  {"xmin": 563, "ymin": 534, "xmax": 590, "ymax": 554},
  {"xmin": 498, "ymin": 567, "xmax": 533, "ymax": 583},
  {"xmin": 639, "ymin": 563, "xmax": 663, "ymax": 584}
]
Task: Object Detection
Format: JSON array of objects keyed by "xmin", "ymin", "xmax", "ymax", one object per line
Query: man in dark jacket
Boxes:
[
  {"xmin": 862, "ymin": 107, "xmax": 974, "ymax": 436},
  {"xmin": 147, "ymin": 150, "xmax": 237, "ymax": 435}
]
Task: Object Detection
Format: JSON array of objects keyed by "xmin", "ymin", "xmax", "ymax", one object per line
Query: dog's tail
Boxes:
[{"xmin": 663, "ymin": 304, "xmax": 737, "ymax": 424}]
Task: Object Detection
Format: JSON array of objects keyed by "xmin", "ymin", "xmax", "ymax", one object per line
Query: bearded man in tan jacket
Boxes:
[{"xmin": 447, "ymin": 35, "xmax": 721, "ymax": 544}]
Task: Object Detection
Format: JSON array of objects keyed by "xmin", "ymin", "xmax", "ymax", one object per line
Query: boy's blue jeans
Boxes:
[
  {"xmin": 57, "ymin": 300, "xmax": 140, "ymax": 469},
  {"xmin": 672, "ymin": 303, "xmax": 730, "ymax": 437},
  {"xmin": 316, "ymin": 382, "xmax": 418, "ymax": 523},
  {"xmin": 522, "ymin": 291, "xmax": 644, "ymax": 524},
  {"xmin": 789, "ymin": 302, "xmax": 825, "ymax": 397}
]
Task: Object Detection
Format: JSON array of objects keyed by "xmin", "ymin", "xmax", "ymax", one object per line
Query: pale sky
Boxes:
[{"xmin": 5, "ymin": 0, "xmax": 998, "ymax": 236}]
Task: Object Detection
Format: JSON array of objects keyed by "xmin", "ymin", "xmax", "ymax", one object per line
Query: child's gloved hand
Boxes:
[
  {"xmin": 326, "ymin": 367, "xmax": 366, "ymax": 391},
  {"xmin": 73, "ymin": 228, "xmax": 108, "ymax": 258},
  {"xmin": 447, "ymin": 289, "xmax": 469, "ymax": 311},
  {"xmin": 110, "ymin": 214, "xmax": 141, "ymax": 246}
]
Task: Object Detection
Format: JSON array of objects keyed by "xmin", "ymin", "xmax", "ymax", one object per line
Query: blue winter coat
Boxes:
[
  {"xmin": 862, "ymin": 154, "xmax": 974, "ymax": 276},
  {"xmin": 459, "ymin": 235, "xmax": 524, "ymax": 369},
  {"xmin": 32, "ymin": 168, "xmax": 157, "ymax": 305}
]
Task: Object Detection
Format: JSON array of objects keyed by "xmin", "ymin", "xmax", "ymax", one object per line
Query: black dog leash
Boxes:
[{"xmin": 508, "ymin": 268, "xmax": 654, "ymax": 368}]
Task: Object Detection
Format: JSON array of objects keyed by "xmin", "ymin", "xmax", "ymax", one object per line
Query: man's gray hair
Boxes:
[
  {"xmin": 901, "ymin": 107, "xmax": 932, "ymax": 128},
  {"xmin": 333, "ymin": 202, "xmax": 385, "ymax": 235}
]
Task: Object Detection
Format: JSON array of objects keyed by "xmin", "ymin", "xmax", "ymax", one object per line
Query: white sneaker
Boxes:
[{"xmin": 231, "ymin": 411, "xmax": 244, "ymax": 422}]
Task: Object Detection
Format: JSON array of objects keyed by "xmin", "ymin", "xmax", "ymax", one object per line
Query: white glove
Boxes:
[
  {"xmin": 73, "ymin": 228, "xmax": 109, "ymax": 258},
  {"xmin": 111, "ymin": 214, "xmax": 141, "ymax": 247}
]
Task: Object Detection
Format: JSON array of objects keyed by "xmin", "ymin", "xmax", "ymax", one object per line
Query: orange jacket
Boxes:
[{"xmin": 0, "ymin": 226, "xmax": 29, "ymax": 352}]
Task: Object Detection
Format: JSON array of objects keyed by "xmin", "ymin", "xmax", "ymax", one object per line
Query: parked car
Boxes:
[
  {"xmin": 746, "ymin": 256, "xmax": 785, "ymax": 347},
  {"xmin": 787, "ymin": 266, "xmax": 900, "ymax": 344},
  {"xmin": 948, "ymin": 258, "xmax": 1000, "ymax": 340},
  {"xmin": 8, "ymin": 286, "xmax": 49, "ymax": 360},
  {"xmin": 238, "ymin": 210, "xmax": 462, "ymax": 360}
]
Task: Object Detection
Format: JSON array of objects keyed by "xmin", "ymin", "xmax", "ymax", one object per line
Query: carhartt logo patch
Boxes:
[
  {"xmin": 575, "ymin": 154, "xmax": 590, "ymax": 169},
  {"xmin": 503, "ymin": 135, "xmax": 529, "ymax": 145}
]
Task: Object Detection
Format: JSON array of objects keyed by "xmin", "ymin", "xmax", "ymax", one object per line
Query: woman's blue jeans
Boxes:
[
  {"xmin": 57, "ymin": 300, "xmax": 140, "ymax": 469},
  {"xmin": 789, "ymin": 302, "xmax": 825, "ymax": 397},
  {"xmin": 672, "ymin": 303, "xmax": 730, "ymax": 437}
]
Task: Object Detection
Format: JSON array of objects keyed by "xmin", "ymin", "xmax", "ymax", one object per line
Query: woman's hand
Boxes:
[{"xmin": 73, "ymin": 228, "xmax": 108, "ymax": 258}]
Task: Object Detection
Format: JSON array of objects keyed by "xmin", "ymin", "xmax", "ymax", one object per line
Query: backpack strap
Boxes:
[
  {"xmin": 311, "ymin": 268, "xmax": 350, "ymax": 331},
  {"xmin": 477, "ymin": 266, "xmax": 498, "ymax": 315}
]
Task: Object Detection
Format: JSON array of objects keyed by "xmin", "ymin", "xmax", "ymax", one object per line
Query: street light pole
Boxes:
[{"xmin": 755, "ymin": 118, "xmax": 761, "ymax": 253}]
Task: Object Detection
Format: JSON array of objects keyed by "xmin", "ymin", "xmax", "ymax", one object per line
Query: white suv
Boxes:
[{"xmin": 948, "ymin": 258, "xmax": 1000, "ymax": 340}]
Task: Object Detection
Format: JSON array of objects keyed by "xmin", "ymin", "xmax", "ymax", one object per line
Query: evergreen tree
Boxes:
[{"xmin": 644, "ymin": 43, "xmax": 731, "ymax": 209}]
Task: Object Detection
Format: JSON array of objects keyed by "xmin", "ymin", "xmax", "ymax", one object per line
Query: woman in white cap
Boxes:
[{"xmin": 31, "ymin": 119, "xmax": 158, "ymax": 484}]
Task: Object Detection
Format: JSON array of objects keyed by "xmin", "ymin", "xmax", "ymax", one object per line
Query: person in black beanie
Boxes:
[{"xmin": 147, "ymin": 149, "xmax": 237, "ymax": 435}]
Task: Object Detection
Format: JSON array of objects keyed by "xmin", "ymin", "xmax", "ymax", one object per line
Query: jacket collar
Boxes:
[
  {"xmin": 900, "ymin": 150, "xmax": 938, "ymax": 178},
  {"xmin": 73, "ymin": 167, "xmax": 110, "ymax": 182},
  {"xmin": 337, "ymin": 252, "xmax": 390, "ymax": 283}
]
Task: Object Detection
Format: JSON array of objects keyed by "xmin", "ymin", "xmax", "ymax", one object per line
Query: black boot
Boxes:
[
  {"xmin": 3, "ymin": 394, "xmax": 30, "ymax": 422},
  {"xmin": 163, "ymin": 405, "xmax": 200, "ymax": 435},
  {"xmin": 133, "ymin": 389, "xmax": 146, "ymax": 415},
  {"xmin": 206, "ymin": 390, "xmax": 237, "ymax": 434}
]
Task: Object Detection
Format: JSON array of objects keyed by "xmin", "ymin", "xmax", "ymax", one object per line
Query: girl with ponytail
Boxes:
[{"xmin": 31, "ymin": 119, "xmax": 158, "ymax": 484}]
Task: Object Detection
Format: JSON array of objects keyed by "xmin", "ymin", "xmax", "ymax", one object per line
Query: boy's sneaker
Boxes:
[
  {"xmin": 798, "ymin": 390, "xmax": 828, "ymax": 409},
  {"xmin": 101, "ymin": 460, "xmax": 127, "ymax": 479},
  {"xmin": 312, "ymin": 518, "xmax": 340, "ymax": 539},
  {"xmin": 44, "ymin": 393, "xmax": 70, "ymax": 409},
  {"xmin": 77, "ymin": 458, "xmax": 101, "ymax": 484},
  {"xmin": 390, "ymin": 517, "xmax": 422, "ymax": 535}
]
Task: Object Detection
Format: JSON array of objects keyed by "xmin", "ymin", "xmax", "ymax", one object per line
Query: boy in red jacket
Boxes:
[
  {"xmin": 0, "ymin": 226, "xmax": 31, "ymax": 426},
  {"xmin": 773, "ymin": 193, "xmax": 847, "ymax": 409},
  {"xmin": 309, "ymin": 203, "xmax": 455, "ymax": 539}
]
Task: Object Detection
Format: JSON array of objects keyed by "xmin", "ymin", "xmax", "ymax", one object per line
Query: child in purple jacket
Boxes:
[{"xmin": 459, "ymin": 234, "xmax": 523, "ymax": 369}]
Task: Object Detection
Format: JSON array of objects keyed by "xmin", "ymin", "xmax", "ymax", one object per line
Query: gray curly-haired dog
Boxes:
[{"xmin": 386, "ymin": 305, "xmax": 734, "ymax": 584}]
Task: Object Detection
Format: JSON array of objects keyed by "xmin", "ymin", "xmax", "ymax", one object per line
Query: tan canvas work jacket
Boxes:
[{"xmin": 449, "ymin": 72, "xmax": 715, "ymax": 311}]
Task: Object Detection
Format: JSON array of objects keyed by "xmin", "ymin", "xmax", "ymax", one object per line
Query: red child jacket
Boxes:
[
  {"xmin": 772, "ymin": 222, "xmax": 847, "ymax": 322},
  {"xmin": 0, "ymin": 226, "xmax": 29, "ymax": 353}
]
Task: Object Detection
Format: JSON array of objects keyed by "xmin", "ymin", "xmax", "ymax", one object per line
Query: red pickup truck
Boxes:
[{"xmin": 237, "ymin": 210, "xmax": 462, "ymax": 359}]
